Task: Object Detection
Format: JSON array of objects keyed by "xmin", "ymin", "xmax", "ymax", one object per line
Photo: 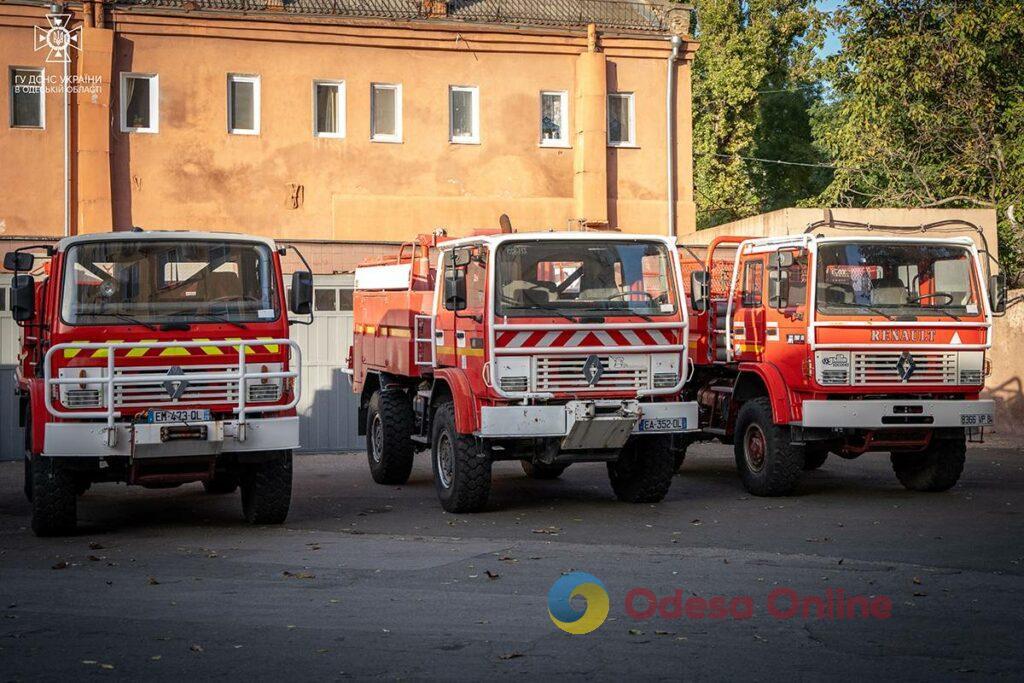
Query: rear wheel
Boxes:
[
  {"xmin": 431, "ymin": 400, "xmax": 491, "ymax": 513},
  {"xmin": 521, "ymin": 461, "xmax": 567, "ymax": 480},
  {"xmin": 203, "ymin": 471, "xmax": 239, "ymax": 495},
  {"xmin": 891, "ymin": 435, "xmax": 966, "ymax": 492},
  {"xmin": 802, "ymin": 446, "xmax": 829, "ymax": 471},
  {"xmin": 734, "ymin": 398, "xmax": 804, "ymax": 496},
  {"xmin": 241, "ymin": 451, "xmax": 292, "ymax": 525},
  {"xmin": 366, "ymin": 390, "xmax": 415, "ymax": 485},
  {"xmin": 31, "ymin": 457, "xmax": 77, "ymax": 537},
  {"xmin": 607, "ymin": 436, "xmax": 676, "ymax": 503}
]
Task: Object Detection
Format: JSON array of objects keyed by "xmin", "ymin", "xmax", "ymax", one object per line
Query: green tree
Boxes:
[
  {"xmin": 691, "ymin": 0, "xmax": 827, "ymax": 228},
  {"xmin": 813, "ymin": 0, "xmax": 1024, "ymax": 283}
]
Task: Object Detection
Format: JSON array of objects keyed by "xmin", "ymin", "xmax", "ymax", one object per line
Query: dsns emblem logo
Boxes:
[{"xmin": 548, "ymin": 572, "xmax": 609, "ymax": 635}]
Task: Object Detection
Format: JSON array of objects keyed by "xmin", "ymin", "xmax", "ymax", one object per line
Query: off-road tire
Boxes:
[
  {"xmin": 31, "ymin": 457, "xmax": 77, "ymax": 537},
  {"xmin": 431, "ymin": 400, "xmax": 491, "ymax": 513},
  {"xmin": 23, "ymin": 455, "xmax": 32, "ymax": 503},
  {"xmin": 366, "ymin": 390, "xmax": 416, "ymax": 485},
  {"xmin": 607, "ymin": 436, "xmax": 676, "ymax": 503},
  {"xmin": 241, "ymin": 451, "xmax": 292, "ymax": 525},
  {"xmin": 891, "ymin": 436, "xmax": 966, "ymax": 492},
  {"xmin": 203, "ymin": 472, "xmax": 239, "ymax": 495},
  {"xmin": 734, "ymin": 398, "xmax": 804, "ymax": 496},
  {"xmin": 672, "ymin": 439, "xmax": 690, "ymax": 472},
  {"xmin": 521, "ymin": 461, "xmax": 567, "ymax": 479},
  {"xmin": 802, "ymin": 446, "xmax": 829, "ymax": 471}
]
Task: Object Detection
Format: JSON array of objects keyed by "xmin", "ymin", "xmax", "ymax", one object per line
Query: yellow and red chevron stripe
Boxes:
[
  {"xmin": 62, "ymin": 338, "xmax": 282, "ymax": 359},
  {"xmin": 496, "ymin": 329, "xmax": 680, "ymax": 349}
]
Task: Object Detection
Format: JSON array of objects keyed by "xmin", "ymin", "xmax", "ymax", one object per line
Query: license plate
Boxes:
[
  {"xmin": 636, "ymin": 417, "xmax": 686, "ymax": 433},
  {"xmin": 147, "ymin": 409, "xmax": 212, "ymax": 424},
  {"xmin": 960, "ymin": 414, "xmax": 993, "ymax": 426}
]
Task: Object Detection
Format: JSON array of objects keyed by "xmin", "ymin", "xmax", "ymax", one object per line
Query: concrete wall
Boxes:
[{"xmin": 0, "ymin": 4, "xmax": 697, "ymax": 242}]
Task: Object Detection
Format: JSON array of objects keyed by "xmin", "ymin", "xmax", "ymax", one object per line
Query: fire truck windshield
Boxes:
[
  {"xmin": 60, "ymin": 240, "xmax": 280, "ymax": 326},
  {"xmin": 494, "ymin": 240, "xmax": 677, "ymax": 318},
  {"xmin": 815, "ymin": 242, "xmax": 979, "ymax": 319}
]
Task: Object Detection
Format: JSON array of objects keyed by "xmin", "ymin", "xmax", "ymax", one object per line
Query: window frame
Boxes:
[
  {"xmin": 607, "ymin": 92, "xmax": 636, "ymax": 147},
  {"xmin": 9, "ymin": 66, "xmax": 45, "ymax": 130},
  {"xmin": 370, "ymin": 82, "xmax": 403, "ymax": 143},
  {"xmin": 539, "ymin": 90, "xmax": 570, "ymax": 148},
  {"xmin": 118, "ymin": 72, "xmax": 159, "ymax": 134},
  {"xmin": 448, "ymin": 84, "xmax": 480, "ymax": 145},
  {"xmin": 312, "ymin": 79, "xmax": 346, "ymax": 139},
  {"xmin": 741, "ymin": 260, "xmax": 764, "ymax": 308},
  {"xmin": 227, "ymin": 73, "xmax": 261, "ymax": 136}
]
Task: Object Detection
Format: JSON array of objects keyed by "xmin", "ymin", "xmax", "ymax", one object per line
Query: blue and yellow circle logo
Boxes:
[{"xmin": 548, "ymin": 572, "xmax": 610, "ymax": 635}]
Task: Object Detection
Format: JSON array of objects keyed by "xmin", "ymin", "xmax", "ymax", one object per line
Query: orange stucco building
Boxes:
[{"xmin": 0, "ymin": 0, "xmax": 697, "ymax": 272}]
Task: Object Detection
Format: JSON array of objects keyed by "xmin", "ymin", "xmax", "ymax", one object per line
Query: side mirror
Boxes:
[
  {"xmin": 690, "ymin": 271, "xmax": 710, "ymax": 313},
  {"xmin": 444, "ymin": 267, "xmax": 467, "ymax": 311},
  {"xmin": 450, "ymin": 249, "xmax": 471, "ymax": 268},
  {"xmin": 990, "ymin": 273, "xmax": 1007, "ymax": 314},
  {"xmin": 770, "ymin": 270, "xmax": 791, "ymax": 309},
  {"xmin": 3, "ymin": 251, "xmax": 34, "ymax": 272},
  {"xmin": 10, "ymin": 274, "xmax": 35, "ymax": 322},
  {"xmin": 776, "ymin": 249, "xmax": 795, "ymax": 268},
  {"xmin": 289, "ymin": 271, "xmax": 313, "ymax": 315}
]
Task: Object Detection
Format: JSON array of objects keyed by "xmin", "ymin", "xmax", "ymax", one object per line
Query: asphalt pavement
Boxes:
[{"xmin": 0, "ymin": 437, "xmax": 1022, "ymax": 681}]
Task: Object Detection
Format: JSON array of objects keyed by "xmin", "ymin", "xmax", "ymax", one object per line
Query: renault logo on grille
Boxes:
[
  {"xmin": 896, "ymin": 351, "xmax": 917, "ymax": 382},
  {"xmin": 582, "ymin": 355, "xmax": 604, "ymax": 386},
  {"xmin": 162, "ymin": 366, "xmax": 190, "ymax": 399}
]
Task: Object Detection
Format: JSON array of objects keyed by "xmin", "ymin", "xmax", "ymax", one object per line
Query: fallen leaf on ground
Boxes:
[
  {"xmin": 88, "ymin": 542, "xmax": 104, "ymax": 550},
  {"xmin": 51, "ymin": 561, "xmax": 68, "ymax": 570},
  {"xmin": 190, "ymin": 644, "xmax": 204, "ymax": 653},
  {"xmin": 498, "ymin": 652, "xmax": 524, "ymax": 660},
  {"xmin": 485, "ymin": 570, "xmax": 500, "ymax": 580},
  {"xmin": 282, "ymin": 570, "xmax": 316, "ymax": 580},
  {"xmin": 148, "ymin": 577, "xmax": 160, "ymax": 585}
]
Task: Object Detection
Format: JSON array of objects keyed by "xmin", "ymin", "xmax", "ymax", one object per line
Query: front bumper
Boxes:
[
  {"xmin": 799, "ymin": 400, "xmax": 994, "ymax": 429},
  {"xmin": 42, "ymin": 416, "xmax": 300, "ymax": 458},
  {"xmin": 478, "ymin": 400, "xmax": 699, "ymax": 450}
]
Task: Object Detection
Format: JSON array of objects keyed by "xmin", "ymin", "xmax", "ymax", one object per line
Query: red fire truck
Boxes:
[
  {"xmin": 678, "ymin": 219, "xmax": 1005, "ymax": 496},
  {"xmin": 5, "ymin": 231, "xmax": 313, "ymax": 535},
  {"xmin": 350, "ymin": 228, "xmax": 699, "ymax": 512}
]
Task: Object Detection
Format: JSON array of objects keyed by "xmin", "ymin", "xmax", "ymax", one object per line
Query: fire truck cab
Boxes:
[
  {"xmin": 351, "ymin": 229, "xmax": 699, "ymax": 512},
  {"xmin": 681, "ymin": 221, "xmax": 1005, "ymax": 496},
  {"xmin": 5, "ymin": 231, "xmax": 313, "ymax": 535}
]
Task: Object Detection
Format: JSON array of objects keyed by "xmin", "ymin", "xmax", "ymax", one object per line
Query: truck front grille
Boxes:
[
  {"xmin": 852, "ymin": 352, "xmax": 957, "ymax": 385},
  {"xmin": 112, "ymin": 364, "xmax": 239, "ymax": 408},
  {"xmin": 535, "ymin": 355, "xmax": 648, "ymax": 392}
]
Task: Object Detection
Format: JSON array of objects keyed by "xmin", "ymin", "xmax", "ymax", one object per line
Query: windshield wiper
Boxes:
[
  {"xmin": 165, "ymin": 311, "xmax": 248, "ymax": 330},
  {"xmin": 506, "ymin": 304, "xmax": 581, "ymax": 324},
  {"xmin": 921, "ymin": 305, "xmax": 961, "ymax": 321},
  {"xmin": 852, "ymin": 304, "xmax": 897, "ymax": 321},
  {"xmin": 90, "ymin": 312, "xmax": 157, "ymax": 330}
]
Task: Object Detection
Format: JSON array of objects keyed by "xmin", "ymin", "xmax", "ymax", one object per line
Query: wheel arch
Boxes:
[
  {"xmin": 734, "ymin": 363, "xmax": 795, "ymax": 426},
  {"xmin": 430, "ymin": 369, "xmax": 479, "ymax": 435}
]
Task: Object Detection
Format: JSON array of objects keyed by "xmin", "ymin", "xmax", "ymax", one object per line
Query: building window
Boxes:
[
  {"xmin": 228, "ymin": 74, "xmax": 260, "ymax": 135},
  {"xmin": 339, "ymin": 288, "xmax": 353, "ymax": 312},
  {"xmin": 607, "ymin": 92, "xmax": 636, "ymax": 147},
  {"xmin": 449, "ymin": 85, "xmax": 479, "ymax": 144},
  {"xmin": 540, "ymin": 90, "xmax": 569, "ymax": 147},
  {"xmin": 314, "ymin": 288, "xmax": 337, "ymax": 312},
  {"xmin": 371, "ymin": 83, "xmax": 402, "ymax": 143},
  {"xmin": 9, "ymin": 67, "xmax": 44, "ymax": 128},
  {"xmin": 119, "ymin": 73, "xmax": 158, "ymax": 133},
  {"xmin": 313, "ymin": 80, "xmax": 345, "ymax": 138}
]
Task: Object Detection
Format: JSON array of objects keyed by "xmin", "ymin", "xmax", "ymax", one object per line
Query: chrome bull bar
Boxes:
[{"xmin": 43, "ymin": 339, "xmax": 301, "ymax": 447}]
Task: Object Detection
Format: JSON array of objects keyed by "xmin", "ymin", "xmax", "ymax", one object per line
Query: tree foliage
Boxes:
[
  {"xmin": 812, "ymin": 0, "xmax": 1024, "ymax": 282},
  {"xmin": 691, "ymin": 0, "xmax": 828, "ymax": 228}
]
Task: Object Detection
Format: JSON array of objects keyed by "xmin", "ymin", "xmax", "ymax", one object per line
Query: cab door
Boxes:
[
  {"xmin": 734, "ymin": 256, "xmax": 766, "ymax": 361},
  {"xmin": 765, "ymin": 248, "xmax": 810, "ymax": 376},
  {"xmin": 435, "ymin": 245, "xmax": 487, "ymax": 375}
]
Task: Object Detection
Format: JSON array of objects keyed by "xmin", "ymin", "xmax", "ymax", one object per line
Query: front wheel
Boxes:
[
  {"xmin": 521, "ymin": 461, "xmax": 567, "ymax": 479},
  {"xmin": 734, "ymin": 398, "xmax": 804, "ymax": 496},
  {"xmin": 431, "ymin": 401, "xmax": 491, "ymax": 513},
  {"xmin": 31, "ymin": 457, "xmax": 77, "ymax": 537},
  {"xmin": 607, "ymin": 436, "xmax": 676, "ymax": 503},
  {"xmin": 240, "ymin": 451, "xmax": 292, "ymax": 524},
  {"xmin": 891, "ymin": 436, "xmax": 966, "ymax": 492}
]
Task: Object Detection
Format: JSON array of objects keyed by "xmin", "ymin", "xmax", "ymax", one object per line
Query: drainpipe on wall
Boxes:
[
  {"xmin": 59, "ymin": 3, "xmax": 70, "ymax": 237},
  {"xmin": 665, "ymin": 34, "xmax": 682, "ymax": 238}
]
